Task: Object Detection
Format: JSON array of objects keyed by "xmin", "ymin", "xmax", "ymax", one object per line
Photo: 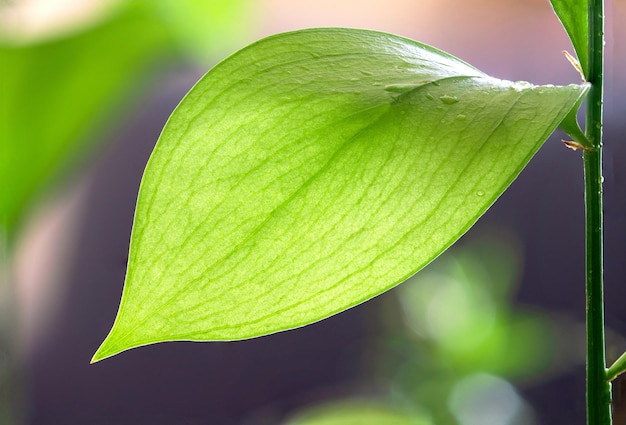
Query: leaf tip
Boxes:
[
  {"xmin": 90, "ymin": 328, "xmax": 129, "ymax": 363},
  {"xmin": 90, "ymin": 339, "xmax": 116, "ymax": 364}
]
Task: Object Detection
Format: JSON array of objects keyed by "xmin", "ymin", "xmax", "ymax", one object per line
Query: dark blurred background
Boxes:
[{"xmin": 1, "ymin": 0, "xmax": 625, "ymax": 424}]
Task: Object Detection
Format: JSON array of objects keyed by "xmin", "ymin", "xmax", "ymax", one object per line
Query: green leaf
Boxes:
[
  {"xmin": 559, "ymin": 98, "xmax": 592, "ymax": 151},
  {"xmin": 0, "ymin": 3, "xmax": 172, "ymax": 242},
  {"xmin": 92, "ymin": 28, "xmax": 588, "ymax": 362},
  {"xmin": 283, "ymin": 402, "xmax": 430, "ymax": 425},
  {"xmin": 549, "ymin": 0, "xmax": 589, "ymax": 78}
]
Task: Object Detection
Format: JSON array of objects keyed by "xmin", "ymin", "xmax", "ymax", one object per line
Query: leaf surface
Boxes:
[
  {"xmin": 549, "ymin": 0, "xmax": 589, "ymax": 77},
  {"xmin": 93, "ymin": 28, "xmax": 587, "ymax": 361}
]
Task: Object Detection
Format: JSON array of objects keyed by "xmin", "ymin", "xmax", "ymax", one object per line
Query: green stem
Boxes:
[{"xmin": 585, "ymin": 0, "xmax": 611, "ymax": 424}]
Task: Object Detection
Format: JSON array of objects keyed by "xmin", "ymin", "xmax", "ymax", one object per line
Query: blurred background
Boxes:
[{"xmin": 1, "ymin": 0, "xmax": 625, "ymax": 424}]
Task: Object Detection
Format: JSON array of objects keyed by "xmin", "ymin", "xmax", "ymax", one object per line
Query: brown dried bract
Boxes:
[
  {"xmin": 562, "ymin": 50, "xmax": 585, "ymax": 81},
  {"xmin": 562, "ymin": 139, "xmax": 593, "ymax": 152}
]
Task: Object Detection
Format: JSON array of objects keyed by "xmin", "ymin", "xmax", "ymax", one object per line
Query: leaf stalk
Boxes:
[{"xmin": 607, "ymin": 351, "xmax": 626, "ymax": 382}]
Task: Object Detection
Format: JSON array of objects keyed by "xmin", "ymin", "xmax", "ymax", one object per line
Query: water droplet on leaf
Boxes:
[
  {"xmin": 384, "ymin": 83, "xmax": 419, "ymax": 93},
  {"xmin": 439, "ymin": 95, "xmax": 459, "ymax": 104},
  {"xmin": 511, "ymin": 81, "xmax": 534, "ymax": 91}
]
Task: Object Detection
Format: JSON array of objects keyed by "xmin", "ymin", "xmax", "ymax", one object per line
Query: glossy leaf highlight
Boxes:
[{"xmin": 93, "ymin": 28, "xmax": 587, "ymax": 362}]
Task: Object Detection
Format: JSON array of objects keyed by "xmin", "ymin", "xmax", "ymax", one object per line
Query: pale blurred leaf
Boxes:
[
  {"xmin": 283, "ymin": 402, "xmax": 430, "ymax": 425},
  {"xmin": 0, "ymin": 4, "xmax": 171, "ymax": 240}
]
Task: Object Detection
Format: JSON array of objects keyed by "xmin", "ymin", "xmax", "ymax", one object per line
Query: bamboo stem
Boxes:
[{"xmin": 584, "ymin": 0, "xmax": 611, "ymax": 423}]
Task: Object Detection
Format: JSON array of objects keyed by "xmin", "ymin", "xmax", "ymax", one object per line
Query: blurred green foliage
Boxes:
[
  {"xmin": 151, "ymin": 0, "xmax": 253, "ymax": 63},
  {"xmin": 0, "ymin": 0, "xmax": 251, "ymax": 244},
  {"xmin": 388, "ymin": 234, "xmax": 553, "ymax": 424},
  {"xmin": 283, "ymin": 402, "xmax": 431, "ymax": 425},
  {"xmin": 286, "ymin": 234, "xmax": 555, "ymax": 425},
  {"xmin": 0, "ymin": 1, "xmax": 250, "ymax": 422},
  {"xmin": 1, "ymin": 2, "xmax": 171, "ymax": 242},
  {"xmin": 396, "ymin": 236, "xmax": 553, "ymax": 379}
]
